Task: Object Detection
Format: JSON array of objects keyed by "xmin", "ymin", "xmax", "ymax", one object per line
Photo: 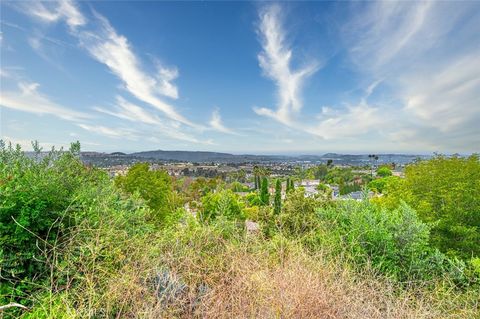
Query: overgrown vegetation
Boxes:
[
  {"xmin": 1, "ymin": 142, "xmax": 479, "ymax": 318},
  {"xmin": 374, "ymin": 155, "xmax": 480, "ymax": 259}
]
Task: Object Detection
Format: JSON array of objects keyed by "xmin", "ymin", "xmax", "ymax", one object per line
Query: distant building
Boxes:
[{"xmin": 295, "ymin": 179, "xmax": 320, "ymax": 197}]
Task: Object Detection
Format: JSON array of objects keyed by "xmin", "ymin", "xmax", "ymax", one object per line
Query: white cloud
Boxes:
[
  {"xmin": 94, "ymin": 96, "xmax": 210, "ymax": 144},
  {"xmin": 94, "ymin": 96, "xmax": 162, "ymax": 126},
  {"xmin": 343, "ymin": 1, "xmax": 480, "ymax": 150},
  {"xmin": 21, "ymin": 0, "xmax": 86, "ymax": 29},
  {"xmin": 255, "ymin": 4, "xmax": 318, "ymax": 125},
  {"xmin": 401, "ymin": 53, "xmax": 480, "ymax": 132},
  {"xmin": 209, "ymin": 108, "xmax": 237, "ymax": 134},
  {"xmin": 254, "ymin": 4, "xmax": 381, "ymax": 142},
  {"xmin": 77, "ymin": 11, "xmax": 192, "ymax": 125},
  {"xmin": 19, "ymin": 0, "xmax": 197, "ymax": 128},
  {"xmin": 13, "ymin": 0, "xmax": 218, "ymax": 149},
  {"xmin": 0, "ymin": 81, "xmax": 90, "ymax": 121},
  {"xmin": 309, "ymin": 103, "xmax": 383, "ymax": 140},
  {"xmin": 77, "ymin": 123, "xmax": 138, "ymax": 140}
]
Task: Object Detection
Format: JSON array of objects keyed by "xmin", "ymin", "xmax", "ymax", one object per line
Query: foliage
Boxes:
[
  {"xmin": 2, "ymin": 141, "xmax": 480, "ymax": 318},
  {"xmin": 115, "ymin": 163, "xmax": 180, "ymax": 221},
  {"xmin": 378, "ymin": 155, "xmax": 480, "ymax": 259},
  {"xmin": 285, "ymin": 178, "xmax": 295, "ymax": 192},
  {"xmin": 259, "ymin": 177, "xmax": 270, "ymax": 206},
  {"xmin": 186, "ymin": 177, "xmax": 218, "ymax": 201},
  {"xmin": 314, "ymin": 200, "xmax": 463, "ymax": 282},
  {"xmin": 377, "ymin": 166, "xmax": 393, "ymax": 177},
  {"xmin": 275, "ymin": 189, "xmax": 321, "ymax": 237},
  {"xmin": 230, "ymin": 181, "xmax": 249, "ymax": 193},
  {"xmin": 200, "ymin": 189, "xmax": 244, "ymax": 222},
  {"xmin": 273, "ymin": 179, "xmax": 282, "ymax": 215},
  {"xmin": 244, "ymin": 192, "xmax": 262, "ymax": 207},
  {"xmin": 368, "ymin": 176, "xmax": 400, "ymax": 193},
  {"xmin": 339, "ymin": 182, "xmax": 361, "ymax": 195},
  {"xmin": 0, "ymin": 141, "xmax": 101, "ymax": 304}
]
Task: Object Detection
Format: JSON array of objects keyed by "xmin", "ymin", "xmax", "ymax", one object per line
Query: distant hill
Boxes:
[
  {"xmin": 83, "ymin": 150, "xmax": 427, "ymax": 166},
  {"xmin": 130, "ymin": 150, "xmax": 291, "ymax": 163},
  {"xmin": 25, "ymin": 149, "xmax": 430, "ymax": 166}
]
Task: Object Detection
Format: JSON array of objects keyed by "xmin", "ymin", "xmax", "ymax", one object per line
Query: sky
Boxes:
[{"xmin": 1, "ymin": 1, "xmax": 479, "ymax": 154}]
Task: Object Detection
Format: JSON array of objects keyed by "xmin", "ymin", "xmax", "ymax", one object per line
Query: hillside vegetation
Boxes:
[{"xmin": 1, "ymin": 141, "xmax": 479, "ymax": 318}]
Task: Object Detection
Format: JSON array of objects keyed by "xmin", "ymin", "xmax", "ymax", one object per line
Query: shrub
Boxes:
[
  {"xmin": 379, "ymin": 155, "xmax": 480, "ymax": 259},
  {"xmin": 115, "ymin": 163, "xmax": 181, "ymax": 221},
  {"xmin": 275, "ymin": 189, "xmax": 322, "ymax": 237},
  {"xmin": 314, "ymin": 200, "xmax": 462, "ymax": 281},
  {"xmin": 377, "ymin": 166, "xmax": 393, "ymax": 177},
  {"xmin": 200, "ymin": 189, "xmax": 244, "ymax": 222},
  {"xmin": 0, "ymin": 141, "xmax": 102, "ymax": 304}
]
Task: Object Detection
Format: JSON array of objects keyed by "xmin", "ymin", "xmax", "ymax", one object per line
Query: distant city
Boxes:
[{"xmin": 77, "ymin": 150, "xmax": 431, "ymax": 167}]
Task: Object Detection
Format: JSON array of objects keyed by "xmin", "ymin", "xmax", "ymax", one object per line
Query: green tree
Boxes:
[
  {"xmin": 377, "ymin": 166, "xmax": 393, "ymax": 177},
  {"xmin": 201, "ymin": 189, "xmax": 244, "ymax": 221},
  {"xmin": 379, "ymin": 155, "xmax": 480, "ymax": 259},
  {"xmin": 368, "ymin": 176, "xmax": 400, "ymax": 193},
  {"xmin": 115, "ymin": 163, "xmax": 179, "ymax": 220},
  {"xmin": 289, "ymin": 179, "xmax": 295, "ymax": 192},
  {"xmin": 260, "ymin": 176, "xmax": 270, "ymax": 206},
  {"xmin": 276, "ymin": 188, "xmax": 319, "ymax": 236},
  {"xmin": 313, "ymin": 165, "xmax": 328, "ymax": 180},
  {"xmin": 274, "ymin": 179, "xmax": 282, "ymax": 214}
]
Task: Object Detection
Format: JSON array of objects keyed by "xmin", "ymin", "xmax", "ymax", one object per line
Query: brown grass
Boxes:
[{"xmin": 33, "ymin": 225, "xmax": 478, "ymax": 319}]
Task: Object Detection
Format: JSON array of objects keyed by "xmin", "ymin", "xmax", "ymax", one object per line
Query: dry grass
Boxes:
[{"xmin": 26, "ymin": 223, "xmax": 478, "ymax": 319}]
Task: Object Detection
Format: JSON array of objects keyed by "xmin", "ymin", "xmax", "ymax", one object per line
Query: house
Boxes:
[{"xmin": 295, "ymin": 179, "xmax": 321, "ymax": 197}]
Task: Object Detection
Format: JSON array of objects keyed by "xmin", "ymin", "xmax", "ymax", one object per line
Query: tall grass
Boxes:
[{"xmin": 21, "ymin": 209, "xmax": 479, "ymax": 318}]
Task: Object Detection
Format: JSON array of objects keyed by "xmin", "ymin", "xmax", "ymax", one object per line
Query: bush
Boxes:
[
  {"xmin": 0, "ymin": 141, "xmax": 102, "ymax": 304},
  {"xmin": 379, "ymin": 155, "xmax": 480, "ymax": 259},
  {"xmin": 200, "ymin": 189, "xmax": 244, "ymax": 222},
  {"xmin": 275, "ymin": 189, "xmax": 322, "ymax": 237},
  {"xmin": 368, "ymin": 176, "xmax": 400, "ymax": 193},
  {"xmin": 115, "ymin": 163, "xmax": 181, "ymax": 221},
  {"xmin": 377, "ymin": 166, "xmax": 393, "ymax": 177},
  {"xmin": 314, "ymin": 200, "xmax": 464, "ymax": 281}
]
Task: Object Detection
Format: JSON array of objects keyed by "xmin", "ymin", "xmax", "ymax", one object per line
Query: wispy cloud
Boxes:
[
  {"xmin": 344, "ymin": 1, "xmax": 480, "ymax": 150},
  {"xmin": 21, "ymin": 0, "xmax": 86, "ymax": 29},
  {"xmin": 77, "ymin": 123, "xmax": 138, "ymax": 140},
  {"xmin": 0, "ymin": 81, "xmax": 90, "ymax": 121},
  {"xmin": 209, "ymin": 108, "xmax": 237, "ymax": 135},
  {"xmin": 77, "ymin": 12, "xmax": 192, "ymax": 125},
  {"xmin": 254, "ymin": 4, "xmax": 381, "ymax": 141},
  {"xmin": 254, "ymin": 4, "xmax": 319, "ymax": 125},
  {"xmin": 252, "ymin": 2, "xmax": 480, "ymax": 152},
  {"xmin": 18, "ymin": 0, "xmax": 196, "ymax": 128},
  {"xmin": 94, "ymin": 96, "xmax": 163, "ymax": 126},
  {"xmin": 402, "ymin": 53, "xmax": 480, "ymax": 133},
  {"xmin": 309, "ymin": 103, "xmax": 383, "ymax": 140},
  {"xmin": 94, "ymin": 96, "xmax": 211, "ymax": 144}
]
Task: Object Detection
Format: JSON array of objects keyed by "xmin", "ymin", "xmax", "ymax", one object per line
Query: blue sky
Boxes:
[{"xmin": 1, "ymin": 1, "xmax": 479, "ymax": 154}]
